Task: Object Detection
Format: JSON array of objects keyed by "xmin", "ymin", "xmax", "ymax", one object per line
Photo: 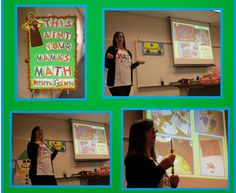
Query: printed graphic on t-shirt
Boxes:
[
  {"xmin": 116, "ymin": 52, "xmax": 131, "ymax": 65},
  {"xmin": 113, "ymin": 49, "xmax": 132, "ymax": 86},
  {"xmin": 37, "ymin": 143, "xmax": 54, "ymax": 176}
]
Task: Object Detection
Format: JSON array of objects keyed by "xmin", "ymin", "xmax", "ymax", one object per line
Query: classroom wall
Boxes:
[
  {"xmin": 17, "ymin": 8, "xmax": 84, "ymax": 98},
  {"xmin": 123, "ymin": 110, "xmax": 228, "ymax": 188},
  {"xmin": 105, "ymin": 12, "xmax": 220, "ymax": 96},
  {"xmin": 12, "ymin": 114, "xmax": 110, "ymax": 180}
]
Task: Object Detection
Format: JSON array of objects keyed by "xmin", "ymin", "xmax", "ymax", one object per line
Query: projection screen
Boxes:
[
  {"xmin": 170, "ymin": 17, "xmax": 215, "ymax": 66},
  {"xmin": 71, "ymin": 120, "xmax": 109, "ymax": 160}
]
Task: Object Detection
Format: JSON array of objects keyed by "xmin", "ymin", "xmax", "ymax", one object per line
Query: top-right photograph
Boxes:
[{"xmin": 104, "ymin": 10, "xmax": 220, "ymax": 97}]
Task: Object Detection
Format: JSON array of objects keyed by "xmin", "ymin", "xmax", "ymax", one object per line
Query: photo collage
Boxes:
[{"xmin": 1, "ymin": 1, "xmax": 234, "ymax": 193}]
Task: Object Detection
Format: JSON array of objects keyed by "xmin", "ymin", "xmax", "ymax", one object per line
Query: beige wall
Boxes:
[
  {"xmin": 12, "ymin": 113, "xmax": 110, "ymax": 179},
  {"xmin": 105, "ymin": 11, "xmax": 220, "ymax": 96},
  {"xmin": 123, "ymin": 110, "xmax": 228, "ymax": 188}
]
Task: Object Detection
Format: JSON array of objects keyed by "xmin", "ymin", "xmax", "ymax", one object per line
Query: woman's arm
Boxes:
[
  {"xmin": 105, "ymin": 46, "xmax": 115, "ymax": 69},
  {"xmin": 131, "ymin": 61, "xmax": 145, "ymax": 70},
  {"xmin": 51, "ymin": 149, "xmax": 58, "ymax": 160},
  {"xmin": 131, "ymin": 61, "xmax": 140, "ymax": 70},
  {"xmin": 27, "ymin": 142, "xmax": 38, "ymax": 161},
  {"xmin": 128, "ymin": 50, "xmax": 145, "ymax": 70}
]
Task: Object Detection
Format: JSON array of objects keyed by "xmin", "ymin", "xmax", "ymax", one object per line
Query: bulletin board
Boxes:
[{"xmin": 135, "ymin": 41, "xmax": 220, "ymax": 88}]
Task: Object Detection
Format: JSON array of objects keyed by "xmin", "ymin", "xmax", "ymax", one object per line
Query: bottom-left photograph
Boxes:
[{"xmin": 11, "ymin": 112, "xmax": 111, "ymax": 186}]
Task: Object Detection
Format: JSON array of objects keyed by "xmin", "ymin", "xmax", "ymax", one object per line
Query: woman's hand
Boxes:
[
  {"xmin": 169, "ymin": 175, "xmax": 179, "ymax": 188},
  {"xmin": 138, "ymin": 60, "xmax": 145, "ymax": 65},
  {"xmin": 159, "ymin": 154, "xmax": 175, "ymax": 170},
  {"xmin": 106, "ymin": 53, "xmax": 114, "ymax": 59}
]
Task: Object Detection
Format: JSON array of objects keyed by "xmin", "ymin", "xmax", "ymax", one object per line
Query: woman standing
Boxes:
[
  {"xmin": 125, "ymin": 119, "xmax": 179, "ymax": 188},
  {"xmin": 105, "ymin": 31, "xmax": 145, "ymax": 96},
  {"xmin": 27, "ymin": 126, "xmax": 58, "ymax": 185}
]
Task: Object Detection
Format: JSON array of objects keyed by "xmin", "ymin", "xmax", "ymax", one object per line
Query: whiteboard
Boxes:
[{"xmin": 135, "ymin": 41, "xmax": 219, "ymax": 88}]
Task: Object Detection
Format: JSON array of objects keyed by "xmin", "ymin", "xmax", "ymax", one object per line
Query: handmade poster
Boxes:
[
  {"xmin": 12, "ymin": 151, "xmax": 31, "ymax": 185},
  {"xmin": 48, "ymin": 140, "xmax": 66, "ymax": 152},
  {"xmin": 13, "ymin": 159, "xmax": 31, "ymax": 185},
  {"xmin": 22, "ymin": 13, "xmax": 77, "ymax": 89},
  {"xmin": 142, "ymin": 41, "xmax": 164, "ymax": 55}
]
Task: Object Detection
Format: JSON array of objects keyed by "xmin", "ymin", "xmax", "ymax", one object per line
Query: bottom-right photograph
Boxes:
[{"xmin": 123, "ymin": 109, "xmax": 228, "ymax": 189}]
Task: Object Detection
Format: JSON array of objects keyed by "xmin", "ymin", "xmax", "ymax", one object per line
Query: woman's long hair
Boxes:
[
  {"xmin": 112, "ymin": 31, "xmax": 127, "ymax": 49},
  {"xmin": 126, "ymin": 119, "xmax": 156, "ymax": 160},
  {"xmin": 30, "ymin": 126, "xmax": 43, "ymax": 143}
]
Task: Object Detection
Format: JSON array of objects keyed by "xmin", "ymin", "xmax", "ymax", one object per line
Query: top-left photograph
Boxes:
[{"xmin": 17, "ymin": 7, "xmax": 85, "ymax": 99}]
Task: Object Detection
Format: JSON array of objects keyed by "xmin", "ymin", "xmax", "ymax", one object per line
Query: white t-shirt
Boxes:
[
  {"xmin": 113, "ymin": 49, "xmax": 132, "ymax": 87},
  {"xmin": 36, "ymin": 143, "xmax": 54, "ymax": 176}
]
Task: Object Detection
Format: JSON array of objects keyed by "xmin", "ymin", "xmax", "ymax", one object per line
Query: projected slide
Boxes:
[
  {"xmin": 171, "ymin": 18, "xmax": 215, "ymax": 65},
  {"xmin": 156, "ymin": 136, "xmax": 193, "ymax": 175},
  {"xmin": 145, "ymin": 110, "xmax": 228, "ymax": 179},
  {"xmin": 194, "ymin": 110, "xmax": 224, "ymax": 136},
  {"xmin": 199, "ymin": 135, "xmax": 225, "ymax": 177},
  {"xmin": 149, "ymin": 110, "xmax": 191, "ymax": 137},
  {"xmin": 71, "ymin": 121, "xmax": 109, "ymax": 160},
  {"xmin": 175, "ymin": 24, "xmax": 212, "ymax": 59}
]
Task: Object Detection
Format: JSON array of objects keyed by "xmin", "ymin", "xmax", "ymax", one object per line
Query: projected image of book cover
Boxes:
[{"xmin": 71, "ymin": 121, "xmax": 109, "ymax": 160}]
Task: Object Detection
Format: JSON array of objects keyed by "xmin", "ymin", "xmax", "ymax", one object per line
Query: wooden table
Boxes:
[{"xmin": 174, "ymin": 83, "xmax": 220, "ymax": 96}]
